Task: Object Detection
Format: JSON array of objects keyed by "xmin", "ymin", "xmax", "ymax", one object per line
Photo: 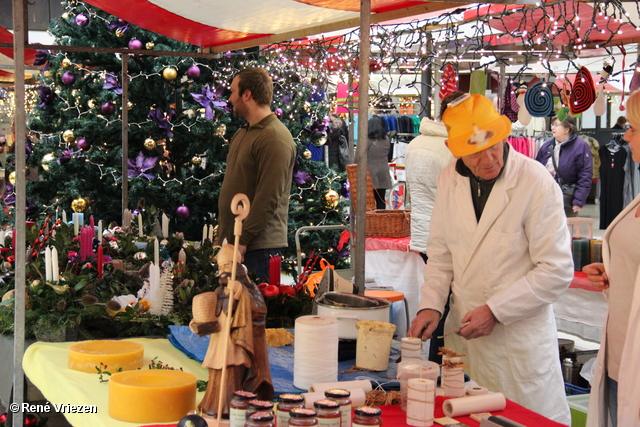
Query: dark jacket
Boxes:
[{"xmin": 535, "ymin": 134, "xmax": 593, "ymax": 207}]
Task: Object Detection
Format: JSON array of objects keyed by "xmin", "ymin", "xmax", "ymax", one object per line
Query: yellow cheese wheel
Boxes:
[
  {"xmin": 108, "ymin": 369, "xmax": 197, "ymax": 423},
  {"xmin": 68, "ymin": 340, "xmax": 144, "ymax": 373}
]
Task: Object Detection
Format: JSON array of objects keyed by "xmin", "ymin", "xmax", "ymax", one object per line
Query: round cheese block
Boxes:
[
  {"xmin": 108, "ymin": 370, "xmax": 197, "ymax": 423},
  {"xmin": 68, "ymin": 340, "xmax": 144, "ymax": 373}
]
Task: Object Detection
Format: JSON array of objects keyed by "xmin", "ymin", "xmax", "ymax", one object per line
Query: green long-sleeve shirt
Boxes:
[{"xmin": 217, "ymin": 114, "xmax": 296, "ymax": 251}]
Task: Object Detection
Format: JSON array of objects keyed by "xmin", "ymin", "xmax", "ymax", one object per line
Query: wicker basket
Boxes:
[
  {"xmin": 366, "ymin": 209, "xmax": 411, "ymax": 238},
  {"xmin": 346, "ymin": 164, "xmax": 376, "ymax": 212}
]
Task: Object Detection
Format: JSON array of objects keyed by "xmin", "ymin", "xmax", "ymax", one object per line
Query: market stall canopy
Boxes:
[
  {"xmin": 463, "ymin": 1, "xmax": 637, "ymax": 48},
  {"xmin": 0, "ymin": 24, "xmax": 38, "ymax": 81},
  {"xmin": 80, "ymin": 0, "xmax": 479, "ymax": 50}
]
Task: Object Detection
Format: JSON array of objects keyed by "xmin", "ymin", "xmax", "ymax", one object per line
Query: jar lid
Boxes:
[
  {"xmin": 354, "ymin": 406, "xmax": 382, "ymax": 417},
  {"xmin": 289, "ymin": 408, "xmax": 317, "ymax": 418},
  {"xmin": 247, "ymin": 411, "xmax": 274, "ymax": 422},
  {"xmin": 313, "ymin": 399, "xmax": 340, "ymax": 409},
  {"xmin": 279, "ymin": 393, "xmax": 304, "ymax": 403},
  {"xmin": 324, "ymin": 389, "xmax": 350, "ymax": 398},
  {"xmin": 233, "ymin": 390, "xmax": 258, "ymax": 400},
  {"xmin": 248, "ymin": 400, "xmax": 274, "ymax": 411}
]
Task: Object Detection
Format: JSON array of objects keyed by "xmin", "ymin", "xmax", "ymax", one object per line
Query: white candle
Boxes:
[
  {"xmin": 73, "ymin": 213, "xmax": 79, "ymax": 236},
  {"xmin": 45, "ymin": 246, "xmax": 52, "ymax": 282},
  {"xmin": 51, "ymin": 247, "xmax": 59, "ymax": 282},
  {"xmin": 178, "ymin": 249, "xmax": 186, "ymax": 264},
  {"xmin": 202, "ymin": 225, "xmax": 207, "ymax": 244},
  {"xmin": 62, "ymin": 210, "xmax": 67, "ymax": 224},
  {"xmin": 138, "ymin": 213, "xmax": 143, "ymax": 237},
  {"xmin": 208, "ymin": 224, "xmax": 215, "ymax": 242},
  {"xmin": 154, "ymin": 237, "xmax": 159, "ymax": 267},
  {"xmin": 162, "ymin": 213, "xmax": 169, "ymax": 238},
  {"xmin": 97, "ymin": 220, "xmax": 103, "ymax": 242},
  {"xmin": 0, "ymin": 230, "xmax": 4, "ymax": 247}
]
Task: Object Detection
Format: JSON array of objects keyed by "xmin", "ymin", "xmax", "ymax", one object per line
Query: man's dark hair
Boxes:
[
  {"xmin": 439, "ymin": 90, "xmax": 466, "ymax": 120},
  {"xmin": 234, "ymin": 67, "xmax": 273, "ymax": 106}
]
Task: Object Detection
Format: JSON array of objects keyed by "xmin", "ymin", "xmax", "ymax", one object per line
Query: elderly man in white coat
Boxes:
[{"xmin": 408, "ymin": 94, "xmax": 573, "ymax": 424}]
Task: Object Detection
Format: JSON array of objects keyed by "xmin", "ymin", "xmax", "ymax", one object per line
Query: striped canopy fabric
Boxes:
[{"xmin": 81, "ymin": 0, "xmax": 438, "ymax": 49}]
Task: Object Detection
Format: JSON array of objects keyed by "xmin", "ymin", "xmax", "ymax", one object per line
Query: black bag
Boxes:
[
  {"xmin": 337, "ymin": 134, "xmax": 350, "ymax": 169},
  {"xmin": 550, "ymin": 142, "xmax": 576, "ymax": 209}
]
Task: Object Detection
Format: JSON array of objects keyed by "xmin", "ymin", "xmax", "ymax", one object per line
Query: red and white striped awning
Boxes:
[{"xmin": 81, "ymin": 0, "xmax": 452, "ymax": 49}]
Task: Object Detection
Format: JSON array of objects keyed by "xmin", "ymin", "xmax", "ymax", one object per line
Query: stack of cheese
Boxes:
[{"xmin": 68, "ymin": 340, "xmax": 196, "ymax": 423}]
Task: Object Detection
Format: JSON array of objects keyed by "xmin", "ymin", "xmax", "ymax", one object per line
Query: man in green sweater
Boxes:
[{"xmin": 216, "ymin": 67, "xmax": 296, "ymax": 283}]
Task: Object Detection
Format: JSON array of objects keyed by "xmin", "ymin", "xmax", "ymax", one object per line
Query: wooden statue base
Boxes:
[{"xmin": 188, "ymin": 412, "xmax": 230, "ymax": 427}]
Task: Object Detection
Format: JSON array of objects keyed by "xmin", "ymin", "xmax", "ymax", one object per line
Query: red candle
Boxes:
[{"xmin": 97, "ymin": 244, "xmax": 103, "ymax": 279}]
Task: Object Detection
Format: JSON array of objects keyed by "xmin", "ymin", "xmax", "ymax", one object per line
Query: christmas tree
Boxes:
[{"xmin": 15, "ymin": 0, "xmax": 349, "ymax": 278}]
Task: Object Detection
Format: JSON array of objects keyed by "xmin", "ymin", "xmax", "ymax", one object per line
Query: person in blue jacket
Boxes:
[{"xmin": 535, "ymin": 116, "xmax": 592, "ymax": 216}]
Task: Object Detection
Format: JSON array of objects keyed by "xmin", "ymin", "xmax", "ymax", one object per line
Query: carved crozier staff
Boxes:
[{"xmin": 216, "ymin": 193, "xmax": 250, "ymax": 424}]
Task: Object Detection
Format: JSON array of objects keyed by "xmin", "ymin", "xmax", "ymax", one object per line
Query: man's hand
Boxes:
[
  {"xmin": 408, "ymin": 309, "xmax": 441, "ymax": 341},
  {"xmin": 458, "ymin": 304, "xmax": 498, "ymax": 339},
  {"xmin": 238, "ymin": 244, "xmax": 247, "ymax": 261},
  {"xmin": 582, "ymin": 263, "xmax": 609, "ymax": 290}
]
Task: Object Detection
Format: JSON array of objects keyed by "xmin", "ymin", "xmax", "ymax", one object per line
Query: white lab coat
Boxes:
[
  {"xmin": 405, "ymin": 118, "xmax": 455, "ymax": 253},
  {"xmin": 586, "ymin": 193, "xmax": 640, "ymax": 427},
  {"xmin": 419, "ymin": 147, "xmax": 573, "ymax": 424}
]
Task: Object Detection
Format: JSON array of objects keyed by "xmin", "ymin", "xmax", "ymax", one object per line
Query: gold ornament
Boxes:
[
  {"xmin": 146, "ymin": 42, "xmax": 155, "ymax": 50},
  {"xmin": 8, "ymin": 171, "xmax": 16, "ymax": 186},
  {"xmin": 162, "ymin": 67, "xmax": 178, "ymax": 81},
  {"xmin": 62, "ymin": 129, "xmax": 75, "ymax": 142},
  {"xmin": 127, "ymin": 101, "xmax": 133, "ymax": 110},
  {"xmin": 62, "ymin": 12, "xmax": 69, "ymax": 19},
  {"xmin": 71, "ymin": 197, "xmax": 88, "ymax": 213},
  {"xmin": 302, "ymin": 149, "xmax": 312, "ymax": 160},
  {"xmin": 313, "ymin": 136, "xmax": 327, "ymax": 147},
  {"xmin": 191, "ymin": 156, "xmax": 202, "ymax": 166},
  {"xmin": 217, "ymin": 124, "xmax": 227, "ymax": 137},
  {"xmin": 322, "ymin": 189, "xmax": 340, "ymax": 209},
  {"xmin": 61, "ymin": 57, "xmax": 72, "ymax": 68},
  {"xmin": 87, "ymin": 99, "xmax": 95, "ymax": 108},
  {"xmin": 41, "ymin": 153, "xmax": 56, "ymax": 171},
  {"xmin": 115, "ymin": 28, "xmax": 126, "ymax": 38},
  {"xmin": 144, "ymin": 138, "xmax": 157, "ymax": 150}
]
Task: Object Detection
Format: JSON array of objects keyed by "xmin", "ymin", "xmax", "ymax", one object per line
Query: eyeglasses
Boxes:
[{"xmin": 551, "ymin": 123, "xmax": 564, "ymax": 128}]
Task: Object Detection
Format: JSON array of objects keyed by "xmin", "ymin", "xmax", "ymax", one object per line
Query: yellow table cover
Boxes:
[{"xmin": 23, "ymin": 338, "xmax": 208, "ymax": 426}]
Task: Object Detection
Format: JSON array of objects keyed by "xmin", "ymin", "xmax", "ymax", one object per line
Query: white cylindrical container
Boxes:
[
  {"xmin": 406, "ymin": 378, "xmax": 435, "ymax": 426},
  {"xmin": 397, "ymin": 360, "xmax": 439, "ymax": 412},
  {"xmin": 442, "ymin": 365, "xmax": 465, "ymax": 397},
  {"xmin": 294, "ymin": 316, "xmax": 339, "ymax": 390},
  {"xmin": 401, "ymin": 337, "xmax": 422, "ymax": 361}
]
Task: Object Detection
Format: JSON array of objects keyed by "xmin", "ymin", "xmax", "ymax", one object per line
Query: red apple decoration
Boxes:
[
  {"xmin": 279, "ymin": 285, "xmax": 296, "ymax": 297},
  {"xmin": 263, "ymin": 284, "xmax": 279, "ymax": 298}
]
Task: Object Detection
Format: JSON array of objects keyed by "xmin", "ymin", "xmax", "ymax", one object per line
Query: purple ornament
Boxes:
[
  {"xmin": 187, "ymin": 65, "xmax": 201, "ymax": 79},
  {"xmin": 101, "ymin": 102, "xmax": 115, "ymax": 115},
  {"xmin": 128, "ymin": 39, "xmax": 143, "ymax": 50},
  {"xmin": 176, "ymin": 205, "xmax": 190, "ymax": 219},
  {"xmin": 77, "ymin": 139, "xmax": 91, "ymax": 151},
  {"xmin": 59, "ymin": 150, "xmax": 72, "ymax": 165},
  {"xmin": 75, "ymin": 13, "xmax": 89, "ymax": 27},
  {"xmin": 61, "ymin": 72, "xmax": 76, "ymax": 86},
  {"xmin": 273, "ymin": 107, "xmax": 283, "ymax": 119}
]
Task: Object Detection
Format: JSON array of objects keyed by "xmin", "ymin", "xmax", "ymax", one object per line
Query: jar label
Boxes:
[
  {"xmin": 340, "ymin": 407, "xmax": 352, "ymax": 426},
  {"xmin": 277, "ymin": 409, "xmax": 291, "ymax": 427},
  {"xmin": 317, "ymin": 418, "xmax": 340, "ymax": 427},
  {"xmin": 353, "ymin": 423, "xmax": 381, "ymax": 427},
  {"xmin": 229, "ymin": 407, "xmax": 246, "ymax": 427}
]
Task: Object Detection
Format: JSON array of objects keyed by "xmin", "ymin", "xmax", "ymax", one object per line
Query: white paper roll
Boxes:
[
  {"xmin": 442, "ymin": 366, "xmax": 465, "ymax": 397},
  {"xmin": 303, "ymin": 387, "xmax": 366, "ymax": 409},
  {"xmin": 442, "ymin": 393, "xmax": 506, "ymax": 417},
  {"xmin": 294, "ymin": 315, "xmax": 339, "ymax": 390},
  {"xmin": 309, "ymin": 379, "xmax": 373, "ymax": 394},
  {"xmin": 397, "ymin": 360, "xmax": 440, "ymax": 412},
  {"xmin": 466, "ymin": 385, "xmax": 489, "ymax": 396},
  {"xmin": 406, "ymin": 378, "xmax": 435, "ymax": 426},
  {"xmin": 401, "ymin": 337, "xmax": 422, "ymax": 361}
]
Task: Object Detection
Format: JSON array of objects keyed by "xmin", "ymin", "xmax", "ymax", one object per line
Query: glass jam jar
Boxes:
[
  {"xmin": 313, "ymin": 399, "xmax": 341, "ymax": 427},
  {"xmin": 247, "ymin": 400, "xmax": 275, "ymax": 420},
  {"xmin": 276, "ymin": 393, "xmax": 305, "ymax": 427},
  {"xmin": 324, "ymin": 389, "xmax": 351, "ymax": 427},
  {"xmin": 288, "ymin": 408, "xmax": 318, "ymax": 426},
  {"xmin": 353, "ymin": 406, "xmax": 382, "ymax": 427},
  {"xmin": 230, "ymin": 390, "xmax": 258, "ymax": 427},
  {"xmin": 245, "ymin": 411, "xmax": 274, "ymax": 427}
]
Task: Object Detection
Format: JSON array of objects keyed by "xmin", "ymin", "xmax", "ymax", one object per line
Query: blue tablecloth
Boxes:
[{"xmin": 168, "ymin": 325, "xmax": 401, "ymax": 394}]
